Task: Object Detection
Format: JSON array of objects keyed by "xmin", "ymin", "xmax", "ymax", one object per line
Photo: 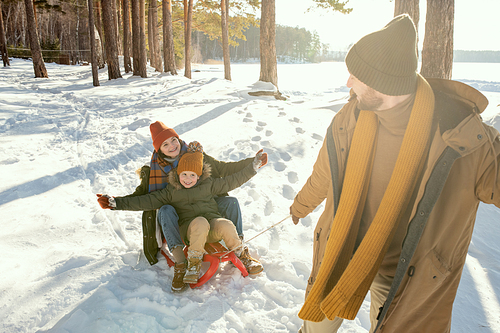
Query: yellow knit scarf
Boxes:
[{"xmin": 299, "ymin": 74, "xmax": 435, "ymax": 322}]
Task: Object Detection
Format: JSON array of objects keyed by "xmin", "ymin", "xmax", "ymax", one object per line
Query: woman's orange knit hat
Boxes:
[
  {"xmin": 177, "ymin": 151, "xmax": 204, "ymax": 176},
  {"xmin": 150, "ymin": 121, "xmax": 179, "ymax": 152}
]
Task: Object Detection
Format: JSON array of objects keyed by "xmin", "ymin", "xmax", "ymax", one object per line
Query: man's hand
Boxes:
[
  {"xmin": 290, "ymin": 206, "xmax": 299, "ymax": 225},
  {"xmin": 96, "ymin": 194, "xmax": 116, "ymax": 209}
]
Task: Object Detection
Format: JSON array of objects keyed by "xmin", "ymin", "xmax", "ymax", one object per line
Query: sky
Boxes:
[
  {"xmin": 1, "ymin": 58, "xmax": 500, "ymax": 332},
  {"xmin": 275, "ymin": 0, "xmax": 500, "ymax": 51}
]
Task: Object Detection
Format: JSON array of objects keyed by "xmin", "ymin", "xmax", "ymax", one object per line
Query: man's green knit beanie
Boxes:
[{"xmin": 345, "ymin": 14, "xmax": 418, "ymax": 96}]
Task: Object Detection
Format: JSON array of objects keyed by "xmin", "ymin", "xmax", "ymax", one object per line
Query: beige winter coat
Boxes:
[{"xmin": 291, "ymin": 77, "xmax": 500, "ymax": 332}]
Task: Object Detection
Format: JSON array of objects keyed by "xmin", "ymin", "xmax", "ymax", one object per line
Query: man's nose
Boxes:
[{"xmin": 346, "ymin": 74, "xmax": 353, "ymax": 88}]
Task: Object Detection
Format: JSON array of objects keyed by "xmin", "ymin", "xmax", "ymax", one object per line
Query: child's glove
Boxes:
[
  {"xmin": 97, "ymin": 194, "xmax": 116, "ymax": 209},
  {"xmin": 253, "ymin": 149, "xmax": 268, "ymax": 171},
  {"xmin": 188, "ymin": 141, "xmax": 203, "ymax": 153}
]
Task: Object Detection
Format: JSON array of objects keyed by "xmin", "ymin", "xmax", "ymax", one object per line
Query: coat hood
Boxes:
[
  {"xmin": 167, "ymin": 162, "xmax": 212, "ymax": 190},
  {"xmin": 427, "ymin": 77, "xmax": 488, "ymax": 114}
]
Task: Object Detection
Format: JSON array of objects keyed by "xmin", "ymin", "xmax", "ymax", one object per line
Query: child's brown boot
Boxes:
[
  {"xmin": 171, "ymin": 262, "xmax": 187, "ymax": 292},
  {"xmin": 237, "ymin": 247, "xmax": 263, "ymax": 275},
  {"xmin": 183, "ymin": 254, "xmax": 203, "ymax": 284}
]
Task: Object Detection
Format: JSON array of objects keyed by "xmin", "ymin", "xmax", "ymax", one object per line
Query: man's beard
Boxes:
[{"xmin": 357, "ymin": 87, "xmax": 384, "ymax": 110}]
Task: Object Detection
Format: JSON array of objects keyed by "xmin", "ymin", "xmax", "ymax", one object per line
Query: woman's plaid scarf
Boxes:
[{"xmin": 148, "ymin": 140, "xmax": 188, "ymax": 193}]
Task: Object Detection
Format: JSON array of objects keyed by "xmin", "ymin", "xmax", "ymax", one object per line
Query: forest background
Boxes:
[
  {"xmin": 2, "ymin": 0, "xmax": 326, "ymax": 67},
  {"xmin": 2, "ymin": 0, "xmax": 499, "ymax": 73}
]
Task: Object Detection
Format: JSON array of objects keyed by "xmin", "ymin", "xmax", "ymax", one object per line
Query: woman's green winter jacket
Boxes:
[{"xmin": 122, "ymin": 153, "xmax": 253, "ymax": 265}]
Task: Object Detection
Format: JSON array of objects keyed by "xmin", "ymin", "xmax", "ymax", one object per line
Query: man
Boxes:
[{"xmin": 290, "ymin": 14, "xmax": 499, "ymax": 333}]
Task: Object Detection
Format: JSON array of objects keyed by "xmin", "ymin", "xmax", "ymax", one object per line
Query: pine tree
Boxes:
[
  {"xmin": 259, "ymin": 0, "xmax": 277, "ymax": 87},
  {"xmin": 162, "ymin": 0, "xmax": 177, "ymax": 74},
  {"xmin": 87, "ymin": 0, "xmax": 100, "ymax": 86},
  {"xmin": 24, "ymin": 0, "xmax": 48, "ymax": 77},
  {"xmin": 221, "ymin": 0, "xmax": 231, "ymax": 80},
  {"xmin": 102, "ymin": 0, "xmax": 122, "ymax": 79},
  {"xmin": 123, "ymin": 0, "xmax": 132, "ymax": 73},
  {"xmin": 0, "ymin": 1, "xmax": 10, "ymax": 67},
  {"xmin": 184, "ymin": 0, "xmax": 194, "ymax": 79}
]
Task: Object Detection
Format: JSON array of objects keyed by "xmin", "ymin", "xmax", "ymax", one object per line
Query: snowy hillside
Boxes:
[{"xmin": 1, "ymin": 59, "xmax": 499, "ymax": 333}]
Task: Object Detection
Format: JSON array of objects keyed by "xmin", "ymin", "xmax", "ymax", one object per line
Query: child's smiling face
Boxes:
[{"xmin": 179, "ymin": 171, "xmax": 199, "ymax": 188}]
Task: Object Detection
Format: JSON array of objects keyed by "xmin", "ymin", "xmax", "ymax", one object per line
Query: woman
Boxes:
[{"xmin": 123, "ymin": 121, "xmax": 267, "ymax": 291}]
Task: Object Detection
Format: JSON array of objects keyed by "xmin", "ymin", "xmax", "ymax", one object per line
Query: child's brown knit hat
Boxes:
[
  {"xmin": 177, "ymin": 151, "xmax": 203, "ymax": 176},
  {"xmin": 345, "ymin": 14, "xmax": 418, "ymax": 96}
]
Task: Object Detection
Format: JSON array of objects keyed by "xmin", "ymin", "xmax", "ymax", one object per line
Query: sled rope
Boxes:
[{"xmin": 220, "ymin": 214, "xmax": 292, "ymax": 258}]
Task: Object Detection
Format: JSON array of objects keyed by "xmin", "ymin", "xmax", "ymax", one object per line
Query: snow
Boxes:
[{"xmin": 1, "ymin": 59, "xmax": 500, "ymax": 333}]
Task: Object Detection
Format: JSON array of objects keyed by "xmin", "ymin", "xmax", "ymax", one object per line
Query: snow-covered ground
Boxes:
[{"xmin": 1, "ymin": 59, "xmax": 499, "ymax": 333}]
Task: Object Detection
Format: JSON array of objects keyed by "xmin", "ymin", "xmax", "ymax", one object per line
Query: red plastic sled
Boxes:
[{"xmin": 161, "ymin": 242, "xmax": 248, "ymax": 288}]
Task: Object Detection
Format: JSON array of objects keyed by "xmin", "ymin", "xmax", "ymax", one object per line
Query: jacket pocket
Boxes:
[
  {"xmin": 384, "ymin": 249, "xmax": 452, "ymax": 326},
  {"xmin": 425, "ymin": 249, "xmax": 452, "ymax": 288},
  {"xmin": 404, "ymin": 249, "xmax": 452, "ymax": 307}
]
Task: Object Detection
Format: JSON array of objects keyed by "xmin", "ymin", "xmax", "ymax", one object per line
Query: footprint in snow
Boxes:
[
  {"xmin": 269, "ymin": 228, "xmax": 280, "ymax": 250},
  {"xmin": 248, "ymin": 189, "xmax": 260, "ymax": 201},
  {"xmin": 274, "ymin": 161, "xmax": 287, "ymax": 172},
  {"xmin": 282, "ymin": 184, "xmax": 296, "ymax": 200},
  {"xmin": 265, "ymin": 130, "xmax": 273, "ymax": 137},
  {"xmin": 252, "ymin": 136, "xmax": 261, "ymax": 141},
  {"xmin": 257, "ymin": 121, "xmax": 267, "ymax": 126},
  {"xmin": 280, "ymin": 152, "xmax": 292, "ymax": 161},
  {"xmin": 312, "ymin": 133, "xmax": 323, "ymax": 141},
  {"xmin": 287, "ymin": 171, "xmax": 299, "ymax": 184},
  {"xmin": 243, "ymin": 112, "xmax": 253, "ymax": 122},
  {"xmin": 251, "ymin": 213, "xmax": 262, "ymax": 226},
  {"xmin": 264, "ymin": 201, "xmax": 273, "ymax": 216},
  {"xmin": 296, "ymin": 127, "xmax": 305, "ymax": 134}
]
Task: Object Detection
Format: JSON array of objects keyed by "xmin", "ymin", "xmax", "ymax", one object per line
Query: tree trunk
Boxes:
[
  {"xmin": 148, "ymin": 1, "xmax": 162, "ymax": 72},
  {"xmin": 148, "ymin": 5, "xmax": 153, "ymax": 66},
  {"xmin": 87, "ymin": 0, "xmax": 100, "ymax": 86},
  {"xmin": 131, "ymin": 0, "xmax": 140, "ymax": 75},
  {"xmin": 110, "ymin": 0, "xmax": 120, "ymax": 55},
  {"xmin": 115, "ymin": 0, "xmax": 122, "ymax": 55},
  {"xmin": 24, "ymin": 0, "xmax": 48, "ymax": 77},
  {"xmin": 0, "ymin": 1, "xmax": 10, "ymax": 67},
  {"xmin": 420, "ymin": 0, "xmax": 454, "ymax": 79},
  {"xmin": 102, "ymin": 0, "xmax": 122, "ymax": 79},
  {"xmin": 95, "ymin": 1, "xmax": 106, "ymax": 60},
  {"xmin": 259, "ymin": 0, "xmax": 277, "ymax": 88},
  {"xmin": 162, "ymin": 0, "xmax": 177, "ymax": 74},
  {"xmin": 138, "ymin": 0, "xmax": 147, "ymax": 77},
  {"xmin": 221, "ymin": 0, "xmax": 231, "ymax": 80},
  {"xmin": 184, "ymin": 0, "xmax": 193, "ymax": 79},
  {"xmin": 152, "ymin": 2, "xmax": 161, "ymax": 72},
  {"xmin": 123, "ymin": 0, "xmax": 132, "ymax": 72}
]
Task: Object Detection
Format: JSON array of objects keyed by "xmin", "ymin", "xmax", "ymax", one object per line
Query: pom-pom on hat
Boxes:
[
  {"xmin": 345, "ymin": 14, "xmax": 418, "ymax": 96},
  {"xmin": 177, "ymin": 151, "xmax": 204, "ymax": 176},
  {"xmin": 149, "ymin": 121, "xmax": 179, "ymax": 152}
]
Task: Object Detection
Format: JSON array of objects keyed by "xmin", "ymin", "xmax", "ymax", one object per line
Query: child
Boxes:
[{"xmin": 97, "ymin": 143, "xmax": 265, "ymax": 285}]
